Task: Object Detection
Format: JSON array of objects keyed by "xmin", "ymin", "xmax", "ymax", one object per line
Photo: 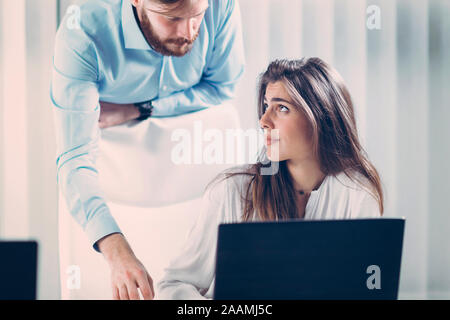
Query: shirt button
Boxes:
[{"xmin": 162, "ymin": 85, "xmax": 168, "ymax": 91}]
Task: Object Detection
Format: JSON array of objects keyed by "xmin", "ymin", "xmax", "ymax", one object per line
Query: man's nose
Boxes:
[{"xmin": 180, "ymin": 18, "xmax": 196, "ymax": 40}]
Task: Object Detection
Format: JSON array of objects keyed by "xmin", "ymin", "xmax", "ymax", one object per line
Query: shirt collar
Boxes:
[{"xmin": 121, "ymin": 0, "xmax": 152, "ymax": 50}]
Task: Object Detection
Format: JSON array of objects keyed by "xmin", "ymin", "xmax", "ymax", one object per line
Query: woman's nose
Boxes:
[{"xmin": 259, "ymin": 110, "xmax": 273, "ymax": 130}]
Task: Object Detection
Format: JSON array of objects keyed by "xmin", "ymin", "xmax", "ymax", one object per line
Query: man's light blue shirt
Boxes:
[{"xmin": 51, "ymin": 0, "xmax": 245, "ymax": 251}]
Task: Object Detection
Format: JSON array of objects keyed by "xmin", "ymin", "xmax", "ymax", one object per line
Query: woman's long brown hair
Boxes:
[{"xmin": 210, "ymin": 58, "xmax": 383, "ymax": 221}]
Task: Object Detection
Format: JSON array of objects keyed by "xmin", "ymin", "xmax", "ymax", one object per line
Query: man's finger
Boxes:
[
  {"xmin": 119, "ymin": 284, "xmax": 130, "ymax": 300},
  {"xmin": 147, "ymin": 272, "xmax": 155, "ymax": 298},
  {"xmin": 112, "ymin": 285, "xmax": 120, "ymax": 300},
  {"xmin": 126, "ymin": 280, "xmax": 140, "ymax": 300},
  {"xmin": 136, "ymin": 273, "xmax": 154, "ymax": 300}
]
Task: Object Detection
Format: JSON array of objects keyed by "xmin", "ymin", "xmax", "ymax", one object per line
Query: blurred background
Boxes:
[{"xmin": 0, "ymin": 0, "xmax": 449, "ymax": 299}]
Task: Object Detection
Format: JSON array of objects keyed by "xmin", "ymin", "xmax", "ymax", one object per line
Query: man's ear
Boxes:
[{"xmin": 130, "ymin": 0, "xmax": 140, "ymax": 8}]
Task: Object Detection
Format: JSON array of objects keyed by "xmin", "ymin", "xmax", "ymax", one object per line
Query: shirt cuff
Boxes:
[
  {"xmin": 151, "ymin": 96, "xmax": 177, "ymax": 117},
  {"xmin": 84, "ymin": 209, "xmax": 122, "ymax": 252}
]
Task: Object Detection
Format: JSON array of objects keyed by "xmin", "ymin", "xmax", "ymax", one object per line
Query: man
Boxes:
[{"xmin": 51, "ymin": 0, "xmax": 244, "ymax": 300}]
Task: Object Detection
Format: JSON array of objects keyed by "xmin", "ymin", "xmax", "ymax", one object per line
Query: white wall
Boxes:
[
  {"xmin": 0, "ymin": 0, "xmax": 60, "ymax": 299},
  {"xmin": 427, "ymin": 0, "xmax": 450, "ymax": 299},
  {"xmin": 236, "ymin": 0, "xmax": 450, "ymax": 299}
]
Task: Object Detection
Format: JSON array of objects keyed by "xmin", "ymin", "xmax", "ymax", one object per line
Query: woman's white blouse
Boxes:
[{"xmin": 157, "ymin": 165, "xmax": 381, "ymax": 300}]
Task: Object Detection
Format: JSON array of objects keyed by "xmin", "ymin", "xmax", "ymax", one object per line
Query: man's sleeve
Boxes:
[
  {"xmin": 51, "ymin": 21, "xmax": 121, "ymax": 252},
  {"xmin": 153, "ymin": 0, "xmax": 246, "ymax": 115}
]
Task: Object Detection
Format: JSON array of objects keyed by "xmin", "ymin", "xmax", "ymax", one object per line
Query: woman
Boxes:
[{"xmin": 157, "ymin": 57, "xmax": 384, "ymax": 299}]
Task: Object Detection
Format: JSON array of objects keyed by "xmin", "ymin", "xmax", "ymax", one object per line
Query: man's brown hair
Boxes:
[{"xmin": 149, "ymin": 0, "xmax": 197, "ymax": 14}]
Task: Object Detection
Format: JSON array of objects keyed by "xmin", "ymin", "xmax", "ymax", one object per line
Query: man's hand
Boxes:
[
  {"xmin": 97, "ymin": 233, "xmax": 155, "ymax": 300},
  {"xmin": 99, "ymin": 101, "xmax": 141, "ymax": 129}
]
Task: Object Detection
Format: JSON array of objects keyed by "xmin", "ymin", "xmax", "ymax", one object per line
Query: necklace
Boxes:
[{"xmin": 296, "ymin": 176, "xmax": 326, "ymax": 196}]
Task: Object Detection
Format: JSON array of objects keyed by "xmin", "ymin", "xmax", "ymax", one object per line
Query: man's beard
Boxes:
[{"xmin": 137, "ymin": 8, "xmax": 199, "ymax": 57}]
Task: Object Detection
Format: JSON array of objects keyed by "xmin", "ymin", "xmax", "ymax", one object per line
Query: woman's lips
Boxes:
[{"xmin": 265, "ymin": 137, "xmax": 279, "ymax": 146}]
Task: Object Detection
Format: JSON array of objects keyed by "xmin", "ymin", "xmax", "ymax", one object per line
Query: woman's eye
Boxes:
[
  {"xmin": 279, "ymin": 105, "xmax": 289, "ymax": 112},
  {"xmin": 263, "ymin": 103, "xmax": 269, "ymax": 113}
]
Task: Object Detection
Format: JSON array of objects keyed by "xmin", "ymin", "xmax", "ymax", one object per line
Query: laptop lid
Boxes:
[
  {"xmin": 214, "ymin": 218, "xmax": 405, "ymax": 300},
  {"xmin": 0, "ymin": 241, "xmax": 38, "ymax": 300}
]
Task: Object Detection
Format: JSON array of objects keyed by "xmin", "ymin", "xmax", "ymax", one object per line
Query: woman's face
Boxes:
[{"xmin": 259, "ymin": 81, "xmax": 314, "ymax": 163}]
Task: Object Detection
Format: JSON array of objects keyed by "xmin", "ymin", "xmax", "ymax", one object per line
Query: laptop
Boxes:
[
  {"xmin": 0, "ymin": 241, "xmax": 38, "ymax": 300},
  {"xmin": 214, "ymin": 218, "xmax": 405, "ymax": 300}
]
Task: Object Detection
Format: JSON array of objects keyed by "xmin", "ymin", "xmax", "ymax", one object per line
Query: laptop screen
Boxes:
[
  {"xmin": 0, "ymin": 241, "xmax": 38, "ymax": 300},
  {"xmin": 214, "ymin": 218, "xmax": 404, "ymax": 300}
]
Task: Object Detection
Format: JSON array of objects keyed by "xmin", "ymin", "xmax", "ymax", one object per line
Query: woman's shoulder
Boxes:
[
  {"xmin": 205, "ymin": 164, "xmax": 255, "ymax": 199},
  {"xmin": 325, "ymin": 170, "xmax": 381, "ymax": 218},
  {"xmin": 329, "ymin": 170, "xmax": 373, "ymax": 194},
  {"xmin": 201, "ymin": 164, "xmax": 255, "ymax": 223}
]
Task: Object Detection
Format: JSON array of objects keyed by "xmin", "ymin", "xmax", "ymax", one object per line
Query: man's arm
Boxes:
[
  {"xmin": 51, "ymin": 17, "xmax": 122, "ymax": 252},
  {"xmin": 98, "ymin": 101, "xmax": 141, "ymax": 129},
  {"xmin": 52, "ymin": 17, "xmax": 153, "ymax": 300}
]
